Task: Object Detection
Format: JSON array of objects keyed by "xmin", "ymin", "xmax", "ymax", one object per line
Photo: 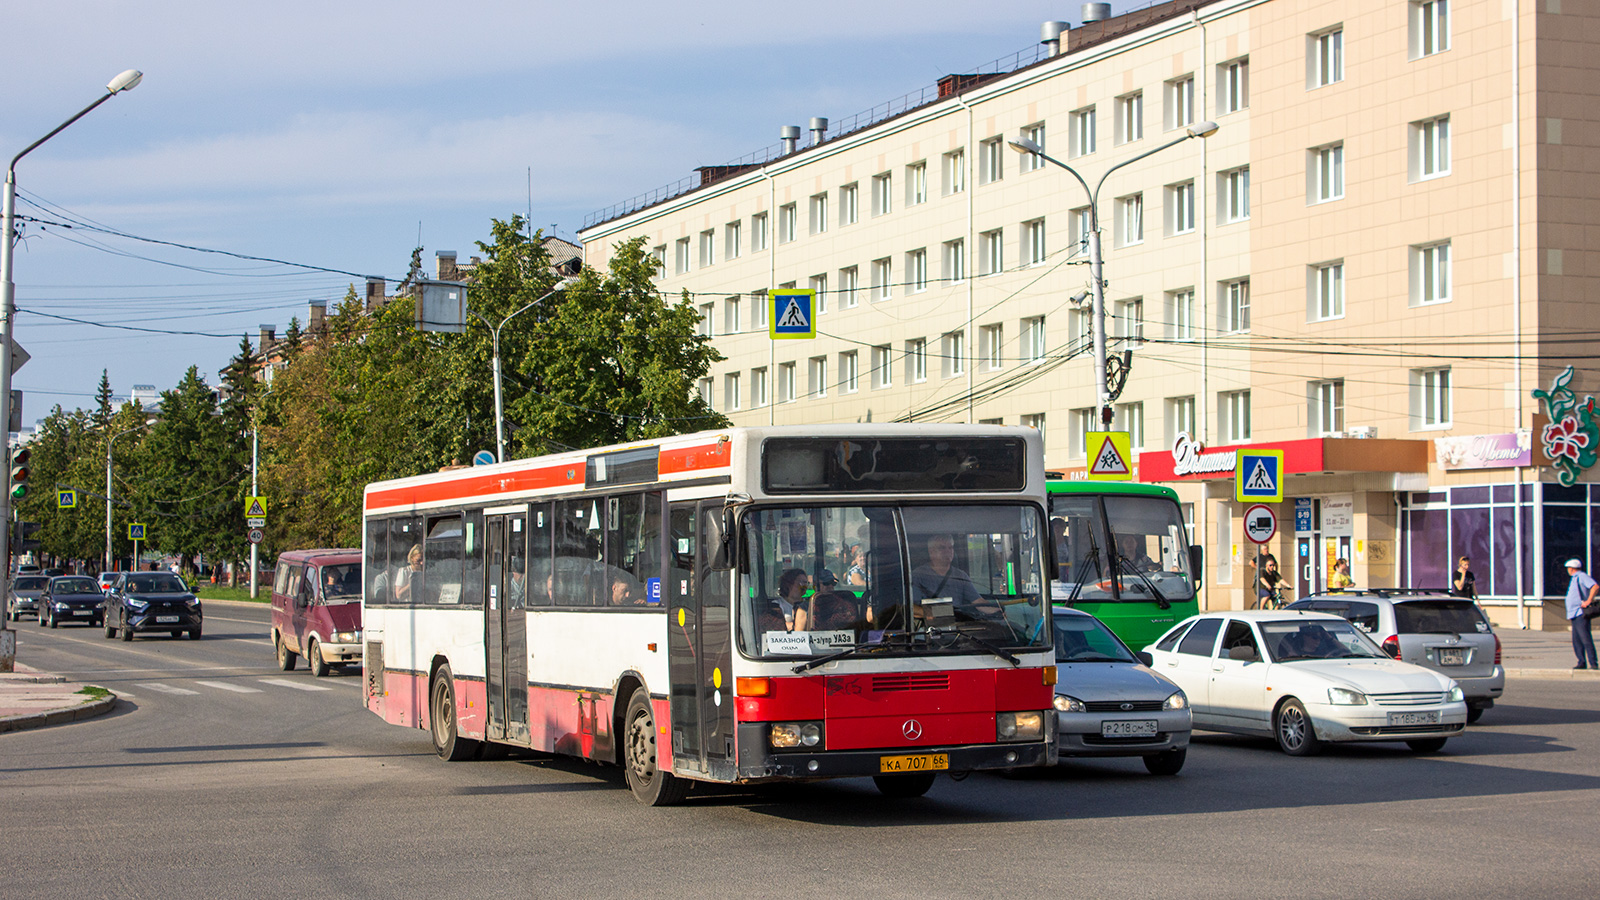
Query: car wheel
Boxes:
[
  {"xmin": 1143, "ymin": 748, "xmax": 1187, "ymax": 776},
  {"xmin": 873, "ymin": 773, "xmax": 938, "ymax": 798},
  {"xmin": 623, "ymin": 687, "xmax": 687, "ymax": 805},
  {"xmin": 1466, "ymin": 706, "xmax": 1484, "ymax": 725},
  {"xmin": 1274, "ymin": 699, "xmax": 1321, "ymax": 756},
  {"xmin": 188, "ymin": 626, "xmax": 202, "ymax": 641},
  {"xmin": 1406, "ymin": 737, "xmax": 1448, "ymax": 753},
  {"xmin": 307, "ymin": 639, "xmax": 329, "ymax": 677},
  {"xmin": 121, "ymin": 614, "xmax": 134, "ymax": 641},
  {"xmin": 104, "ymin": 619, "xmax": 115, "ymax": 639},
  {"xmin": 47, "ymin": 609, "xmax": 58, "ymax": 628},
  {"xmin": 429, "ymin": 664, "xmax": 480, "ymax": 762},
  {"xmin": 38, "ymin": 609, "xmax": 47, "ymax": 627},
  {"xmin": 274, "ymin": 632, "xmax": 297, "ymax": 671}
]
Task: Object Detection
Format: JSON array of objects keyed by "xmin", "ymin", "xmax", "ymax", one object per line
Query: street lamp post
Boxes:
[
  {"xmin": 1008, "ymin": 121, "xmax": 1218, "ymax": 431},
  {"xmin": 1, "ymin": 69, "xmax": 142, "ymax": 671},
  {"xmin": 468, "ymin": 279, "xmax": 575, "ymax": 464},
  {"xmin": 105, "ymin": 422, "xmax": 150, "ymax": 575}
]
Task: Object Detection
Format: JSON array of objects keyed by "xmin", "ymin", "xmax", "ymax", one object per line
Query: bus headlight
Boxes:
[
  {"xmin": 769, "ymin": 722, "xmax": 824, "ymax": 749},
  {"xmin": 997, "ymin": 711, "xmax": 1044, "ymax": 741}
]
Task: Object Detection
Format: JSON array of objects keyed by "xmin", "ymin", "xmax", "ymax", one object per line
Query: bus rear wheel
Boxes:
[
  {"xmin": 873, "ymin": 773, "xmax": 937, "ymax": 798},
  {"xmin": 623, "ymin": 688, "xmax": 687, "ymax": 806},
  {"xmin": 429, "ymin": 664, "xmax": 479, "ymax": 761}
]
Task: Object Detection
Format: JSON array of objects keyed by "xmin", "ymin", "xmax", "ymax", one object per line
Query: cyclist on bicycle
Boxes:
[{"xmin": 1257, "ymin": 557, "xmax": 1287, "ymax": 609}]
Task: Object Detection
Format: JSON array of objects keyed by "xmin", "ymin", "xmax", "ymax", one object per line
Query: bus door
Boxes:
[
  {"xmin": 485, "ymin": 511, "xmax": 531, "ymax": 744},
  {"xmin": 666, "ymin": 500, "xmax": 735, "ymax": 780}
]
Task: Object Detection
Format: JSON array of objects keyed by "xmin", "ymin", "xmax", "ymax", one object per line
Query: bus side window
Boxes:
[
  {"xmin": 527, "ymin": 503, "xmax": 553, "ymax": 606},
  {"xmin": 365, "ymin": 518, "xmax": 388, "ymax": 602},
  {"xmin": 555, "ymin": 498, "xmax": 601, "ymax": 606}
]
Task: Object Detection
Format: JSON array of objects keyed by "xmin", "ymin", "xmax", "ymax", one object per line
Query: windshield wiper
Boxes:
[
  {"xmin": 1112, "ymin": 554, "xmax": 1172, "ymax": 609},
  {"xmin": 791, "ymin": 633, "xmax": 907, "ymax": 673},
  {"xmin": 939, "ymin": 626, "xmax": 1022, "ymax": 667}
]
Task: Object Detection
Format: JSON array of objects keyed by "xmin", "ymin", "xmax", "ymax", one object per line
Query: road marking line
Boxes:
[
  {"xmin": 258, "ymin": 678, "xmax": 332, "ymax": 692},
  {"xmin": 193, "ymin": 680, "xmax": 263, "ymax": 693},
  {"xmin": 134, "ymin": 682, "xmax": 200, "ymax": 695}
]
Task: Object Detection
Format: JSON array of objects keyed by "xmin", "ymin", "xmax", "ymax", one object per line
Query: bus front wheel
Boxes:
[
  {"xmin": 623, "ymin": 688, "xmax": 687, "ymax": 806},
  {"xmin": 873, "ymin": 773, "xmax": 937, "ymax": 798},
  {"xmin": 429, "ymin": 664, "xmax": 480, "ymax": 762}
]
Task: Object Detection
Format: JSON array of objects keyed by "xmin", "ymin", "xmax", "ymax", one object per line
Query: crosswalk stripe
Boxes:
[
  {"xmin": 257, "ymin": 678, "xmax": 331, "ymax": 692},
  {"xmin": 134, "ymin": 682, "xmax": 200, "ymax": 695},
  {"xmin": 193, "ymin": 680, "xmax": 263, "ymax": 693}
]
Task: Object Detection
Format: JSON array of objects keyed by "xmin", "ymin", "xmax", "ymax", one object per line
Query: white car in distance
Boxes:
[{"xmin": 1145, "ymin": 611, "xmax": 1467, "ymax": 756}]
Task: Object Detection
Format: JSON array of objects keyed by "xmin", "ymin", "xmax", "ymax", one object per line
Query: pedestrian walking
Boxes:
[
  {"xmin": 1452, "ymin": 556, "xmax": 1477, "ymax": 599},
  {"xmin": 1562, "ymin": 558, "xmax": 1599, "ymax": 670}
]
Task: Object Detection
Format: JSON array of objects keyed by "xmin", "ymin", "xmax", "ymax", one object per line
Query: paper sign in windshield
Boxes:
[{"xmin": 763, "ymin": 630, "xmax": 855, "ymax": 655}]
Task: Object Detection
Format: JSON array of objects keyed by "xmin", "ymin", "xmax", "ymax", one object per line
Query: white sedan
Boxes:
[{"xmin": 1144, "ymin": 611, "xmax": 1467, "ymax": 756}]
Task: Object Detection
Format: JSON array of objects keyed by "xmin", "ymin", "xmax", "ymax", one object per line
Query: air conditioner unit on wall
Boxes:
[{"xmin": 1347, "ymin": 426, "xmax": 1377, "ymax": 439}]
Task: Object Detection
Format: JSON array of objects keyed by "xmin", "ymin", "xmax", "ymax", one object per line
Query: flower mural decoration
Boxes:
[{"xmin": 1533, "ymin": 366, "xmax": 1600, "ymax": 486}]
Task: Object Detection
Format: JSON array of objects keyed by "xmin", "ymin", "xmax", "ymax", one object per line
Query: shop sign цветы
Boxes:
[{"xmin": 1435, "ymin": 432, "xmax": 1531, "ymax": 471}]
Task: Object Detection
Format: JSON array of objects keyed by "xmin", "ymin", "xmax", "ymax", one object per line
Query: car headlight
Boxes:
[
  {"xmin": 1327, "ymin": 687, "xmax": 1368, "ymax": 705},
  {"xmin": 1163, "ymin": 691, "xmax": 1188, "ymax": 710},
  {"xmin": 125, "ymin": 599, "xmax": 148, "ymax": 611},
  {"xmin": 997, "ymin": 711, "xmax": 1045, "ymax": 742},
  {"xmin": 1447, "ymin": 685, "xmax": 1464, "ymax": 703},
  {"xmin": 768, "ymin": 722, "xmax": 824, "ymax": 749},
  {"xmin": 1052, "ymin": 694, "xmax": 1085, "ymax": 713},
  {"xmin": 334, "ymin": 631, "xmax": 361, "ymax": 643},
  {"xmin": 186, "ymin": 598, "xmax": 200, "ymax": 609}
]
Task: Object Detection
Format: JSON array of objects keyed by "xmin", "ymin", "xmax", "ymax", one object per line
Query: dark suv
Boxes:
[
  {"xmin": 39, "ymin": 576, "xmax": 107, "ymax": 628},
  {"xmin": 104, "ymin": 572, "xmax": 202, "ymax": 640},
  {"xmin": 1288, "ymin": 588, "xmax": 1503, "ymax": 722}
]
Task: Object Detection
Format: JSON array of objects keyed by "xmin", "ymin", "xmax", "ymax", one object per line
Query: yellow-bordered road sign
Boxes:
[
  {"xmin": 769, "ymin": 289, "xmax": 816, "ymax": 339},
  {"xmin": 1235, "ymin": 450, "xmax": 1284, "ymax": 503},
  {"xmin": 244, "ymin": 496, "xmax": 267, "ymax": 519},
  {"xmin": 1086, "ymin": 431, "xmax": 1133, "ymax": 481},
  {"xmin": 57, "ymin": 489, "xmax": 77, "ymax": 508},
  {"xmin": 128, "ymin": 522, "xmax": 146, "ymax": 540}
]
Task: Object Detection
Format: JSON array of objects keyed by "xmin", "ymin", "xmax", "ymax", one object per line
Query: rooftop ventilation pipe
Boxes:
[
  {"xmin": 1082, "ymin": 3, "xmax": 1111, "ymax": 24},
  {"xmin": 1041, "ymin": 20, "xmax": 1069, "ymax": 55},
  {"xmin": 809, "ymin": 117, "xmax": 829, "ymax": 146},
  {"xmin": 780, "ymin": 125, "xmax": 801, "ymax": 154}
]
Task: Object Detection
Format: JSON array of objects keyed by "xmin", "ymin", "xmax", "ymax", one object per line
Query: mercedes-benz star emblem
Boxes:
[{"xmin": 902, "ymin": 719, "xmax": 923, "ymax": 740}]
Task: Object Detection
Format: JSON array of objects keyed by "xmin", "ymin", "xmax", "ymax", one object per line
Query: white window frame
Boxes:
[
  {"xmin": 725, "ymin": 221, "xmax": 742, "ymax": 260},
  {"xmin": 1411, "ymin": 241, "xmax": 1452, "ymax": 306},
  {"xmin": 1411, "ymin": 0, "xmax": 1450, "ymax": 59},
  {"xmin": 1069, "ymin": 408, "xmax": 1094, "ymax": 460},
  {"xmin": 840, "ymin": 350, "xmax": 859, "ymax": 393},
  {"xmin": 1069, "ymin": 106, "xmax": 1097, "ymax": 158},
  {"xmin": 752, "ymin": 290, "xmax": 768, "ymax": 329},
  {"xmin": 1020, "ymin": 316, "xmax": 1046, "ymax": 364},
  {"xmin": 1019, "ymin": 123, "xmax": 1046, "ymax": 173},
  {"xmin": 838, "ymin": 266, "xmax": 859, "ymax": 309},
  {"xmin": 978, "ymin": 229, "xmax": 1004, "ymax": 276},
  {"xmin": 838, "ymin": 183, "xmax": 858, "ymax": 226},
  {"xmin": 809, "ymin": 193, "xmax": 829, "ymax": 235},
  {"xmin": 907, "ymin": 161, "xmax": 928, "ymax": 206},
  {"xmin": 674, "ymin": 237, "xmax": 691, "ymax": 275},
  {"xmin": 1411, "ymin": 115, "xmax": 1451, "ymax": 181},
  {"xmin": 1166, "ymin": 395, "xmax": 1196, "ymax": 447},
  {"xmin": 1114, "ymin": 298, "xmax": 1144, "ymax": 343},
  {"xmin": 1223, "ymin": 279, "xmax": 1251, "ymax": 334},
  {"xmin": 1021, "ymin": 218, "xmax": 1046, "ymax": 266},
  {"xmin": 1309, "ymin": 26, "xmax": 1344, "ymax": 88},
  {"xmin": 778, "ymin": 204, "xmax": 797, "ymax": 244},
  {"xmin": 906, "ymin": 338, "xmax": 928, "ymax": 384},
  {"xmin": 1114, "ymin": 401, "xmax": 1144, "ymax": 449},
  {"xmin": 871, "ymin": 258, "xmax": 892, "ymax": 301},
  {"xmin": 1309, "ymin": 143, "xmax": 1344, "ymax": 203},
  {"xmin": 871, "ymin": 344, "xmax": 893, "ymax": 389},
  {"xmin": 1220, "ymin": 390, "xmax": 1252, "ymax": 442},
  {"xmin": 724, "ymin": 295, "xmax": 741, "ymax": 334},
  {"xmin": 1412, "ymin": 367, "xmax": 1452, "ymax": 429},
  {"xmin": 1165, "ymin": 75, "xmax": 1195, "ymax": 131},
  {"xmin": 1219, "ymin": 57, "xmax": 1250, "ymax": 114},
  {"xmin": 1069, "ymin": 207, "xmax": 1092, "ymax": 257},
  {"xmin": 942, "ymin": 330, "xmax": 966, "ymax": 378},
  {"xmin": 1220, "ymin": 167, "xmax": 1250, "ymax": 223},
  {"xmin": 1167, "ymin": 181, "xmax": 1195, "ymax": 235},
  {"xmin": 809, "ymin": 274, "xmax": 828, "ymax": 315},
  {"xmin": 1311, "ymin": 379, "xmax": 1344, "ymax": 436},
  {"xmin": 778, "ymin": 362, "xmax": 796, "ymax": 404},
  {"xmin": 698, "ymin": 302, "xmax": 714, "ymax": 337},
  {"xmin": 809, "ymin": 355, "xmax": 828, "ymax": 399},
  {"xmin": 978, "ymin": 136, "xmax": 1004, "ymax": 185},
  {"xmin": 1310, "ymin": 261, "xmax": 1345, "ymax": 322},
  {"xmin": 871, "ymin": 173, "xmax": 892, "ymax": 217},
  {"xmin": 906, "ymin": 249, "xmax": 928, "ymax": 293},
  {"xmin": 724, "ymin": 372, "xmax": 742, "ymax": 411},
  {"xmin": 751, "ymin": 367, "xmax": 769, "ymax": 407},
  {"xmin": 942, "ymin": 148, "xmax": 965, "ymax": 195},
  {"xmin": 943, "ymin": 239, "xmax": 966, "ymax": 283},
  {"xmin": 1167, "ymin": 288, "xmax": 1196, "ymax": 340},
  {"xmin": 980, "ymin": 323, "xmax": 1003, "ymax": 371},
  {"xmin": 698, "ymin": 377, "xmax": 713, "ymax": 408},
  {"xmin": 1021, "ymin": 413, "xmax": 1046, "ymax": 445},
  {"xmin": 1116, "ymin": 194, "xmax": 1143, "ymax": 247},
  {"xmin": 751, "ymin": 212, "xmax": 769, "ymax": 251},
  {"xmin": 1116, "ymin": 92, "xmax": 1144, "ymax": 145},
  {"xmin": 698, "ymin": 230, "xmax": 716, "ymax": 268}
]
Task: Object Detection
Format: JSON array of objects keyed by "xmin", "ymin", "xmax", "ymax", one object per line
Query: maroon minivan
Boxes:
[{"xmin": 271, "ymin": 549, "xmax": 363, "ymax": 676}]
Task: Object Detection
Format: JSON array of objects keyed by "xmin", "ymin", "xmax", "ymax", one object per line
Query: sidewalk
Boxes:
[
  {"xmin": 1498, "ymin": 626, "xmax": 1600, "ymax": 679},
  {"xmin": 0, "ymin": 661, "xmax": 118, "ymax": 734}
]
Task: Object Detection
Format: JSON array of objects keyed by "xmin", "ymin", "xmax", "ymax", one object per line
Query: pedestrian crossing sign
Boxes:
[
  {"xmin": 1234, "ymin": 449, "xmax": 1284, "ymax": 502},
  {"xmin": 769, "ymin": 289, "xmax": 816, "ymax": 339},
  {"xmin": 128, "ymin": 522, "xmax": 146, "ymax": 540},
  {"xmin": 57, "ymin": 489, "xmax": 77, "ymax": 509},
  {"xmin": 1086, "ymin": 431, "xmax": 1134, "ymax": 481}
]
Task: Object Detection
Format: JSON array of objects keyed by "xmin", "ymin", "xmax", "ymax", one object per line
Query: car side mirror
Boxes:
[
  {"xmin": 1229, "ymin": 644, "xmax": 1259, "ymax": 662},
  {"xmin": 1136, "ymin": 651, "xmax": 1154, "ymax": 667}
]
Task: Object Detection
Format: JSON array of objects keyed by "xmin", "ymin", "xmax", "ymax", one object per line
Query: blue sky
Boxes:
[{"xmin": 4, "ymin": 0, "xmax": 1129, "ymax": 422}]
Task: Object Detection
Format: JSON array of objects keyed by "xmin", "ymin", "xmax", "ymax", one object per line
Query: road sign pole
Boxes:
[{"xmin": 250, "ymin": 427, "xmax": 257, "ymax": 599}]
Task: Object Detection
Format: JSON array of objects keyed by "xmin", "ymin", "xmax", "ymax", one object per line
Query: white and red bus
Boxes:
[{"xmin": 361, "ymin": 424, "xmax": 1057, "ymax": 804}]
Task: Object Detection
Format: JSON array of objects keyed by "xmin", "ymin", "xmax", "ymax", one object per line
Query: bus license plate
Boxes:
[
  {"xmin": 155, "ymin": 615, "xmax": 179, "ymax": 623},
  {"xmin": 1388, "ymin": 711, "xmax": 1440, "ymax": 727},
  {"xmin": 1437, "ymin": 648, "xmax": 1466, "ymax": 666},
  {"xmin": 1102, "ymin": 720, "xmax": 1158, "ymax": 737},
  {"xmin": 880, "ymin": 753, "xmax": 949, "ymax": 774}
]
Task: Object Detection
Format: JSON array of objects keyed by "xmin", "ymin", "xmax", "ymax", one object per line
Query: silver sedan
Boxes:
[{"xmin": 1052, "ymin": 607, "xmax": 1192, "ymax": 775}]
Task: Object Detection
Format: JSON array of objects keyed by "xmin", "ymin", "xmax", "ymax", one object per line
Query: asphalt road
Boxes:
[{"xmin": 2, "ymin": 602, "xmax": 1594, "ymax": 899}]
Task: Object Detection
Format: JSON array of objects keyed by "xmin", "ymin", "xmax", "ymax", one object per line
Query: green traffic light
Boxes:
[{"xmin": 11, "ymin": 485, "xmax": 25, "ymax": 499}]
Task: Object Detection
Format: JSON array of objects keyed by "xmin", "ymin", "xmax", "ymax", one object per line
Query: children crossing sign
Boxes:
[
  {"xmin": 1234, "ymin": 449, "xmax": 1284, "ymax": 502},
  {"xmin": 1086, "ymin": 431, "xmax": 1133, "ymax": 481},
  {"xmin": 769, "ymin": 289, "xmax": 816, "ymax": 339}
]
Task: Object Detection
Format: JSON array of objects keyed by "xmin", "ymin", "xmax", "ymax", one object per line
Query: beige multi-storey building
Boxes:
[{"xmin": 580, "ymin": 0, "xmax": 1600, "ymax": 628}]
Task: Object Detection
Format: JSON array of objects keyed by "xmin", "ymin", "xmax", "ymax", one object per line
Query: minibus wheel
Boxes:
[
  {"xmin": 430, "ymin": 664, "xmax": 480, "ymax": 761},
  {"xmin": 274, "ymin": 632, "xmax": 297, "ymax": 671},
  {"xmin": 623, "ymin": 688, "xmax": 687, "ymax": 806},
  {"xmin": 873, "ymin": 773, "xmax": 936, "ymax": 798}
]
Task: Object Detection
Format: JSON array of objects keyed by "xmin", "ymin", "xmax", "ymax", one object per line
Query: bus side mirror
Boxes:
[
  {"xmin": 708, "ymin": 508, "xmax": 736, "ymax": 572},
  {"xmin": 1189, "ymin": 545, "xmax": 1204, "ymax": 588}
]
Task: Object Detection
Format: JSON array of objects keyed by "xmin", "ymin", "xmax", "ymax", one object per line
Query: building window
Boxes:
[
  {"xmin": 751, "ymin": 289, "xmax": 768, "ymax": 329},
  {"xmin": 942, "ymin": 238, "xmax": 966, "ymax": 283},
  {"xmin": 1069, "ymin": 207, "xmax": 1092, "ymax": 256},
  {"xmin": 1219, "ymin": 57, "xmax": 1249, "ymax": 114},
  {"xmin": 1020, "ymin": 218, "xmax": 1046, "ymax": 266},
  {"xmin": 751, "ymin": 212, "xmax": 768, "ymax": 251},
  {"xmin": 1220, "ymin": 167, "xmax": 1250, "ymax": 223},
  {"xmin": 778, "ymin": 362, "xmax": 796, "ymax": 403},
  {"xmin": 839, "ymin": 266, "xmax": 859, "ymax": 309},
  {"xmin": 725, "ymin": 221, "xmax": 742, "ymax": 260},
  {"xmin": 942, "ymin": 330, "xmax": 965, "ymax": 378},
  {"xmin": 1167, "ymin": 181, "xmax": 1195, "ymax": 235},
  {"xmin": 751, "ymin": 367, "xmax": 769, "ymax": 407},
  {"xmin": 1114, "ymin": 298, "xmax": 1144, "ymax": 343},
  {"xmin": 809, "ymin": 274, "xmax": 828, "ymax": 314},
  {"xmin": 674, "ymin": 237, "xmax": 691, "ymax": 275},
  {"xmin": 840, "ymin": 350, "xmax": 859, "ymax": 393},
  {"xmin": 1411, "ymin": 115, "xmax": 1450, "ymax": 181},
  {"xmin": 1114, "ymin": 402, "xmax": 1144, "ymax": 449},
  {"xmin": 698, "ymin": 378, "xmax": 713, "ymax": 408},
  {"xmin": 1166, "ymin": 395, "xmax": 1196, "ymax": 446},
  {"xmin": 1116, "ymin": 194, "xmax": 1143, "ymax": 247},
  {"xmin": 907, "ymin": 161, "xmax": 928, "ymax": 206},
  {"xmin": 650, "ymin": 244, "xmax": 666, "ymax": 274},
  {"xmin": 1021, "ymin": 413, "xmax": 1046, "ymax": 444},
  {"xmin": 980, "ymin": 323, "xmax": 1004, "ymax": 371},
  {"xmin": 698, "ymin": 302, "xmax": 714, "ymax": 337},
  {"xmin": 724, "ymin": 295, "xmax": 741, "ymax": 334},
  {"xmin": 1220, "ymin": 390, "xmax": 1252, "ymax": 442},
  {"xmin": 906, "ymin": 339, "xmax": 928, "ymax": 383},
  {"xmin": 1068, "ymin": 308, "xmax": 1091, "ymax": 351},
  {"xmin": 978, "ymin": 229, "xmax": 1004, "ymax": 276},
  {"xmin": 1412, "ymin": 367, "xmax": 1451, "ymax": 429},
  {"xmin": 871, "ymin": 173, "xmax": 891, "ymax": 217},
  {"xmin": 871, "ymin": 345, "xmax": 893, "ymax": 388},
  {"xmin": 1310, "ymin": 27, "xmax": 1344, "ymax": 88},
  {"xmin": 1167, "ymin": 289, "xmax": 1196, "ymax": 340},
  {"xmin": 1069, "ymin": 408, "xmax": 1095, "ymax": 460},
  {"xmin": 1223, "ymin": 278, "xmax": 1251, "ymax": 333},
  {"xmin": 1215, "ymin": 503, "xmax": 1233, "ymax": 585},
  {"xmin": 1019, "ymin": 123, "xmax": 1046, "ymax": 173},
  {"xmin": 1310, "ymin": 143, "xmax": 1344, "ymax": 203},
  {"xmin": 1411, "ymin": 241, "xmax": 1451, "ymax": 306},
  {"xmin": 1411, "ymin": 0, "xmax": 1450, "ymax": 59},
  {"xmin": 778, "ymin": 204, "xmax": 797, "ymax": 243},
  {"xmin": 1069, "ymin": 106, "xmax": 1097, "ymax": 158},
  {"xmin": 1020, "ymin": 316, "xmax": 1046, "ymax": 364},
  {"xmin": 809, "ymin": 193, "xmax": 829, "ymax": 235},
  {"xmin": 1165, "ymin": 75, "xmax": 1195, "ymax": 130},
  {"xmin": 1311, "ymin": 379, "xmax": 1344, "ymax": 436},
  {"xmin": 871, "ymin": 257, "xmax": 892, "ymax": 301},
  {"xmin": 724, "ymin": 372, "xmax": 741, "ymax": 411},
  {"xmin": 838, "ymin": 183, "xmax": 858, "ymax": 226},
  {"xmin": 1310, "ymin": 262, "xmax": 1345, "ymax": 321},
  {"xmin": 978, "ymin": 136, "xmax": 1004, "ymax": 185},
  {"xmin": 1116, "ymin": 92, "xmax": 1143, "ymax": 144},
  {"xmin": 809, "ymin": 356, "xmax": 828, "ymax": 398},
  {"xmin": 699, "ymin": 229, "xmax": 715, "ymax": 268},
  {"xmin": 942, "ymin": 148, "xmax": 965, "ymax": 195},
  {"xmin": 906, "ymin": 249, "xmax": 928, "ymax": 293}
]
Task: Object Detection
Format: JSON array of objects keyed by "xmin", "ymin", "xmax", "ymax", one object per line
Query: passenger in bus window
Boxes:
[
  {"xmin": 508, "ymin": 559, "xmax": 526, "ymax": 608},
  {"xmin": 776, "ymin": 568, "xmax": 812, "ymax": 631},
  {"xmin": 393, "ymin": 544, "xmax": 422, "ymax": 602},
  {"xmin": 809, "ymin": 570, "xmax": 859, "ymax": 630},
  {"xmin": 911, "ymin": 534, "xmax": 981, "ymax": 604},
  {"xmin": 845, "ymin": 544, "xmax": 868, "ymax": 588}
]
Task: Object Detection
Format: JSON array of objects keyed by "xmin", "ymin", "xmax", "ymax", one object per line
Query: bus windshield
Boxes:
[
  {"xmin": 1050, "ymin": 493, "xmax": 1195, "ymax": 604},
  {"xmin": 739, "ymin": 504, "xmax": 1050, "ymax": 660}
]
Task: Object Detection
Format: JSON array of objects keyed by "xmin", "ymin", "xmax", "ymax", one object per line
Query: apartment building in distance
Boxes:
[{"xmin": 579, "ymin": 0, "xmax": 1600, "ymax": 627}]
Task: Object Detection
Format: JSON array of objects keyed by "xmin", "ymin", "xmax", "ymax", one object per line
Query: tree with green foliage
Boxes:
[
  {"xmin": 136, "ymin": 368, "xmax": 244, "ymax": 572},
  {"xmin": 92, "ymin": 370, "xmax": 114, "ymax": 431}
]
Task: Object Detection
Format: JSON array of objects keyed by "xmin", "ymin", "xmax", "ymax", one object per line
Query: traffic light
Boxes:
[
  {"xmin": 13, "ymin": 521, "xmax": 39, "ymax": 553},
  {"xmin": 9, "ymin": 447, "xmax": 29, "ymax": 499}
]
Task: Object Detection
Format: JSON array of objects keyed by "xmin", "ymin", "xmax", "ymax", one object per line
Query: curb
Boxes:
[
  {"xmin": 0, "ymin": 689, "xmax": 117, "ymax": 734},
  {"xmin": 1505, "ymin": 668, "xmax": 1600, "ymax": 680}
]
